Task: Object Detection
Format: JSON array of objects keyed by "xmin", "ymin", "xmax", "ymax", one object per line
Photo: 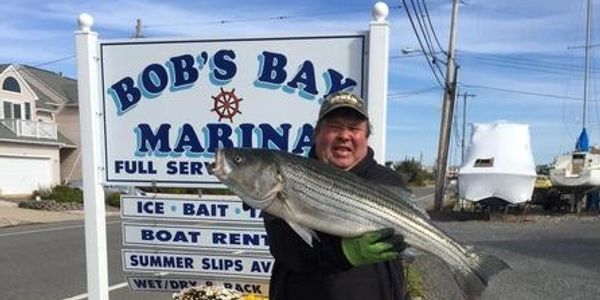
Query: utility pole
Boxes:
[
  {"xmin": 134, "ymin": 18, "xmax": 144, "ymax": 38},
  {"xmin": 433, "ymin": 0, "xmax": 460, "ymax": 211},
  {"xmin": 459, "ymin": 92, "xmax": 475, "ymax": 164}
]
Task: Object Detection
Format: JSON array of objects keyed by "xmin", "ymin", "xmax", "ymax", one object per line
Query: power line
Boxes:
[
  {"xmin": 460, "ymin": 54, "xmax": 600, "ymax": 76},
  {"xmin": 413, "ymin": 0, "xmax": 446, "ymax": 77},
  {"xmin": 388, "ymin": 86, "xmax": 441, "ymax": 98},
  {"xmin": 145, "ymin": 6, "xmax": 403, "ymax": 28},
  {"xmin": 32, "ymin": 55, "xmax": 75, "ymax": 67},
  {"xmin": 458, "ymin": 51, "xmax": 599, "ymax": 72},
  {"xmin": 394, "ymin": 51, "xmax": 600, "ymax": 76},
  {"xmin": 420, "ymin": 0, "xmax": 446, "ymax": 54},
  {"xmin": 402, "ymin": 0, "xmax": 445, "ymax": 87},
  {"xmin": 460, "ymin": 83, "xmax": 598, "ymax": 102}
]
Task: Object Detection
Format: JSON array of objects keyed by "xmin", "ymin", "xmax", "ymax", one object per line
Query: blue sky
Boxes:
[{"xmin": 2, "ymin": 0, "xmax": 599, "ymax": 166}]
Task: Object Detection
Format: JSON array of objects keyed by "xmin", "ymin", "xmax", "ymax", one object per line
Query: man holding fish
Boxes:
[{"xmin": 212, "ymin": 92, "xmax": 508, "ymax": 300}]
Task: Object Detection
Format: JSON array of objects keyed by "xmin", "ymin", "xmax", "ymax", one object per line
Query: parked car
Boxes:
[{"xmin": 66, "ymin": 180, "xmax": 146, "ymax": 196}]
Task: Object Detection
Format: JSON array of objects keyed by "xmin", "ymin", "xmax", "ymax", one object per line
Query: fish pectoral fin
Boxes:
[
  {"xmin": 400, "ymin": 247, "xmax": 421, "ymax": 264},
  {"xmin": 287, "ymin": 220, "xmax": 319, "ymax": 247}
]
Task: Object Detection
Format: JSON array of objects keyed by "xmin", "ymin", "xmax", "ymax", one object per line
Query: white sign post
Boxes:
[
  {"xmin": 75, "ymin": 13, "xmax": 109, "ymax": 300},
  {"xmin": 367, "ymin": 2, "xmax": 390, "ymax": 163}
]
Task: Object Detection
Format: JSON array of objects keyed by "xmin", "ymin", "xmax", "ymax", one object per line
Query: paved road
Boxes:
[
  {"xmin": 413, "ymin": 216, "xmax": 600, "ymax": 300},
  {"xmin": 2, "ymin": 187, "xmax": 598, "ymax": 300}
]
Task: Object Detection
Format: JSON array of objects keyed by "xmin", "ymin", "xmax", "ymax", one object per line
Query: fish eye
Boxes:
[{"xmin": 234, "ymin": 155, "xmax": 244, "ymax": 164}]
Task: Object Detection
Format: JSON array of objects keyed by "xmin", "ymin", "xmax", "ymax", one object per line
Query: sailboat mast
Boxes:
[{"xmin": 583, "ymin": 0, "xmax": 592, "ymax": 129}]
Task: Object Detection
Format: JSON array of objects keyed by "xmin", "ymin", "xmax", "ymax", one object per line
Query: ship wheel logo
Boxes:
[{"xmin": 211, "ymin": 87, "xmax": 243, "ymax": 123}]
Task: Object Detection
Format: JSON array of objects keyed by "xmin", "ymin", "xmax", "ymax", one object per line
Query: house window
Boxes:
[
  {"xmin": 13, "ymin": 104, "xmax": 21, "ymax": 119},
  {"xmin": 2, "ymin": 101, "xmax": 26, "ymax": 120},
  {"xmin": 2, "ymin": 77, "xmax": 21, "ymax": 93},
  {"xmin": 24, "ymin": 103, "xmax": 31, "ymax": 120},
  {"xmin": 3, "ymin": 102, "xmax": 11, "ymax": 119}
]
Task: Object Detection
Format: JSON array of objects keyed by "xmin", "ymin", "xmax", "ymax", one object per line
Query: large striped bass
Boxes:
[{"xmin": 211, "ymin": 148, "xmax": 509, "ymax": 300}]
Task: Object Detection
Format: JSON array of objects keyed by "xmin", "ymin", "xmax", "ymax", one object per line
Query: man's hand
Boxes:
[{"xmin": 341, "ymin": 228, "xmax": 407, "ymax": 266}]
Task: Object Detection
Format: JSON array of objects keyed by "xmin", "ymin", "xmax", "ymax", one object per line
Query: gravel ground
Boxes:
[{"xmin": 411, "ymin": 209, "xmax": 600, "ymax": 300}]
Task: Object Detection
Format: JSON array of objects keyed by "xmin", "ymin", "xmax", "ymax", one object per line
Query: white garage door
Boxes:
[{"xmin": 0, "ymin": 155, "xmax": 52, "ymax": 195}]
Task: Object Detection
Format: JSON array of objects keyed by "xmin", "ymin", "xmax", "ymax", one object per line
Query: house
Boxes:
[{"xmin": 0, "ymin": 64, "xmax": 81, "ymax": 198}]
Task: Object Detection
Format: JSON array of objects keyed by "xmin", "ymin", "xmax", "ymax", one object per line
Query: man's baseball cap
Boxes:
[{"xmin": 318, "ymin": 92, "xmax": 368, "ymax": 122}]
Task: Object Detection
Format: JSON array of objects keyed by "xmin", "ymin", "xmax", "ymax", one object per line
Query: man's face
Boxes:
[{"xmin": 314, "ymin": 109, "xmax": 369, "ymax": 170}]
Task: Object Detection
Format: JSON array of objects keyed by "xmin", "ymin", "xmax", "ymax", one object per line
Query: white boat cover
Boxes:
[{"xmin": 458, "ymin": 122, "xmax": 536, "ymax": 204}]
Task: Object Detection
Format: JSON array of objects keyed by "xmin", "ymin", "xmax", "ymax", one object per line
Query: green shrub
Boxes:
[
  {"xmin": 32, "ymin": 186, "xmax": 53, "ymax": 199},
  {"xmin": 105, "ymin": 192, "xmax": 122, "ymax": 207},
  {"xmin": 33, "ymin": 185, "xmax": 83, "ymax": 203},
  {"xmin": 392, "ymin": 158, "xmax": 434, "ymax": 186},
  {"xmin": 50, "ymin": 185, "xmax": 83, "ymax": 203}
]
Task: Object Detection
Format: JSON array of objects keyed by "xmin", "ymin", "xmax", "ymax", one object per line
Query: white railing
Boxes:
[{"xmin": 0, "ymin": 119, "xmax": 58, "ymax": 140}]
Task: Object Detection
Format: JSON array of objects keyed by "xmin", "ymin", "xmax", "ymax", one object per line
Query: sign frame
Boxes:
[
  {"xmin": 75, "ymin": 4, "xmax": 390, "ymax": 298},
  {"xmin": 99, "ymin": 34, "xmax": 367, "ymax": 187}
]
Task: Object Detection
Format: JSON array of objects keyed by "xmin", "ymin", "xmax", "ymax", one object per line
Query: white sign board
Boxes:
[
  {"xmin": 122, "ymin": 223, "xmax": 269, "ymax": 251},
  {"xmin": 127, "ymin": 275, "xmax": 269, "ymax": 295},
  {"xmin": 122, "ymin": 249, "xmax": 273, "ymax": 278},
  {"xmin": 120, "ymin": 195, "xmax": 263, "ymax": 223},
  {"xmin": 100, "ymin": 35, "xmax": 366, "ymax": 186}
]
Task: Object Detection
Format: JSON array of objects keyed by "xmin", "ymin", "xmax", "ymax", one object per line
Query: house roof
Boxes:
[
  {"xmin": 1, "ymin": 64, "xmax": 78, "ymax": 107},
  {"xmin": 0, "ymin": 123, "xmax": 76, "ymax": 148},
  {"xmin": 17, "ymin": 65, "xmax": 78, "ymax": 106}
]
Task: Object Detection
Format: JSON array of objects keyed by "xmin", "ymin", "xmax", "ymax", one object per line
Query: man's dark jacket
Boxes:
[{"xmin": 263, "ymin": 147, "xmax": 409, "ymax": 300}]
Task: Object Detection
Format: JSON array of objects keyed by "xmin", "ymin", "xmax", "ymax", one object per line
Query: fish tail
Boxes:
[{"xmin": 451, "ymin": 248, "xmax": 509, "ymax": 300}]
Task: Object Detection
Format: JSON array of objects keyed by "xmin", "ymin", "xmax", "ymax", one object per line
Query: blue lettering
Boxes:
[
  {"xmin": 174, "ymin": 124, "xmax": 205, "ymax": 155},
  {"xmin": 141, "ymin": 229, "xmax": 154, "ymax": 241},
  {"xmin": 130, "ymin": 255, "xmax": 139, "ymax": 266},
  {"xmin": 236, "ymin": 123, "xmax": 255, "ymax": 148},
  {"xmin": 259, "ymin": 123, "xmax": 291, "ymax": 150},
  {"xmin": 132, "ymin": 279, "xmax": 147, "ymax": 288},
  {"xmin": 206, "ymin": 123, "xmax": 234, "ymax": 153},
  {"xmin": 108, "ymin": 77, "xmax": 141, "ymax": 113},
  {"xmin": 213, "ymin": 232, "xmax": 226, "ymax": 244},
  {"xmin": 256, "ymin": 51, "xmax": 287, "ymax": 85},
  {"xmin": 210, "ymin": 49, "xmax": 237, "ymax": 84},
  {"xmin": 134, "ymin": 123, "xmax": 313, "ymax": 157},
  {"xmin": 286, "ymin": 61, "xmax": 318, "ymax": 98},
  {"xmin": 250, "ymin": 260, "xmax": 272, "ymax": 273},
  {"xmin": 168, "ymin": 54, "xmax": 199, "ymax": 91},
  {"xmin": 136, "ymin": 201, "xmax": 164, "ymax": 214},
  {"xmin": 139, "ymin": 64, "xmax": 168, "ymax": 97},
  {"xmin": 324, "ymin": 69, "xmax": 357, "ymax": 97},
  {"xmin": 183, "ymin": 203, "xmax": 195, "ymax": 215},
  {"xmin": 292, "ymin": 124, "xmax": 314, "ymax": 154},
  {"xmin": 114, "ymin": 160, "xmax": 156, "ymax": 174},
  {"xmin": 136, "ymin": 123, "xmax": 172, "ymax": 155},
  {"xmin": 166, "ymin": 161, "xmax": 177, "ymax": 175}
]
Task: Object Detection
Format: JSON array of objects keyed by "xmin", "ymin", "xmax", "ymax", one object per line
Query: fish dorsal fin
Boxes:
[
  {"xmin": 377, "ymin": 184, "xmax": 431, "ymax": 220},
  {"xmin": 286, "ymin": 220, "xmax": 319, "ymax": 247}
]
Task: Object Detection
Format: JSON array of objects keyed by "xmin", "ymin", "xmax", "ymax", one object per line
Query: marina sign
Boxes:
[
  {"xmin": 122, "ymin": 223, "xmax": 269, "ymax": 251},
  {"xmin": 122, "ymin": 249, "xmax": 273, "ymax": 278},
  {"xmin": 120, "ymin": 195, "xmax": 263, "ymax": 224},
  {"xmin": 126, "ymin": 275, "xmax": 269, "ymax": 295},
  {"xmin": 100, "ymin": 35, "xmax": 366, "ymax": 186}
]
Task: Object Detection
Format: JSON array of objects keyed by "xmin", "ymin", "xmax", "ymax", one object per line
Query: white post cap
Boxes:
[
  {"xmin": 372, "ymin": 2, "xmax": 389, "ymax": 22},
  {"xmin": 78, "ymin": 13, "xmax": 94, "ymax": 32}
]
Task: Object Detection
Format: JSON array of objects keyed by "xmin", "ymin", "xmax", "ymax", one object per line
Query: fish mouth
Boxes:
[{"xmin": 210, "ymin": 148, "xmax": 226, "ymax": 179}]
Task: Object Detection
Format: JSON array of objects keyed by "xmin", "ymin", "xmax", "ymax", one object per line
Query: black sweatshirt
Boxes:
[{"xmin": 264, "ymin": 147, "xmax": 409, "ymax": 300}]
